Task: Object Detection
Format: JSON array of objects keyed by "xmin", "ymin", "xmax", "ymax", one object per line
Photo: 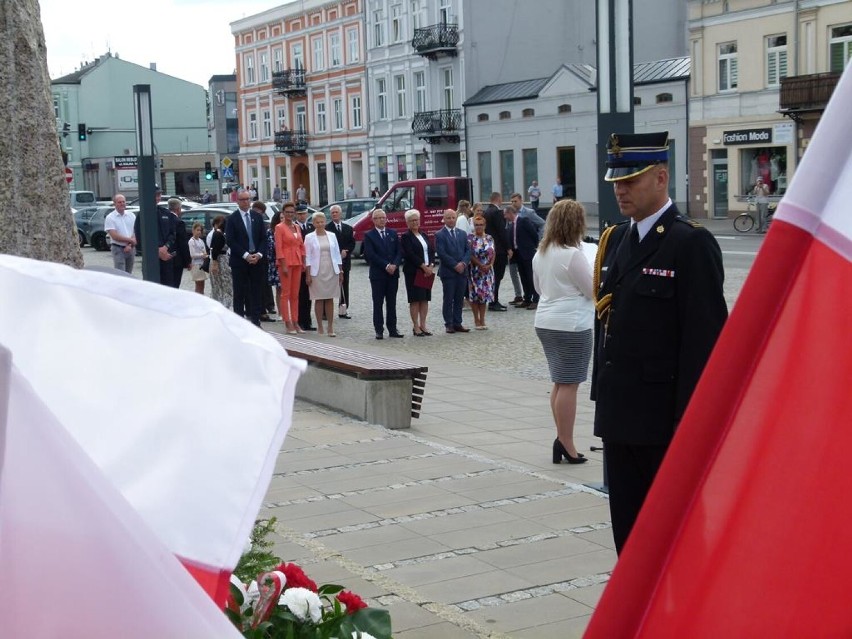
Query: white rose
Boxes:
[
  {"xmin": 351, "ymin": 632, "xmax": 377, "ymax": 639},
  {"xmin": 280, "ymin": 587, "xmax": 322, "ymax": 623}
]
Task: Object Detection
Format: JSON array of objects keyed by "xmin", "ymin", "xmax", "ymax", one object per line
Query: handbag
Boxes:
[
  {"xmin": 200, "ymin": 238, "xmax": 211, "ymax": 272},
  {"xmin": 414, "ymin": 268, "xmax": 434, "ymax": 289}
]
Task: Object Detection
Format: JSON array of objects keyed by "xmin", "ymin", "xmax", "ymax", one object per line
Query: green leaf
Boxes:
[
  {"xmin": 230, "ymin": 582, "xmax": 245, "ymax": 607},
  {"xmin": 349, "ymin": 608, "xmax": 392, "ymax": 639},
  {"xmin": 318, "ymin": 584, "xmax": 345, "ymax": 596}
]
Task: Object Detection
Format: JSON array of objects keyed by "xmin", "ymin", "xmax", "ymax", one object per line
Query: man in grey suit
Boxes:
[
  {"xmin": 435, "ymin": 208, "xmax": 471, "ymax": 334},
  {"xmin": 507, "ymin": 193, "xmax": 543, "ymax": 306}
]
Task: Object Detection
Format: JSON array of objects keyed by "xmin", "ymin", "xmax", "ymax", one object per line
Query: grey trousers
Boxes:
[{"xmin": 110, "ymin": 245, "xmax": 135, "ymax": 273}]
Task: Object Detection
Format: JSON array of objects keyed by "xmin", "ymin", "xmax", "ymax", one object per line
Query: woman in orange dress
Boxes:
[{"xmin": 274, "ymin": 201, "xmax": 306, "ymax": 334}]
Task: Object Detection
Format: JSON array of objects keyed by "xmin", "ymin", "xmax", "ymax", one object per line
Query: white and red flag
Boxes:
[
  {"xmin": 0, "ymin": 257, "xmax": 304, "ymax": 613},
  {"xmin": 586, "ymin": 64, "xmax": 852, "ymax": 637}
]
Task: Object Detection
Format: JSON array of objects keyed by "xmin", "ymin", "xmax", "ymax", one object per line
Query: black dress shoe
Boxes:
[
  {"xmin": 488, "ymin": 303, "xmax": 507, "ymax": 312},
  {"xmin": 303, "ymin": 326, "xmax": 317, "ymax": 331},
  {"xmin": 453, "ymin": 325, "xmax": 470, "ymax": 333},
  {"xmin": 338, "ymin": 314, "xmax": 352, "ymax": 319},
  {"xmin": 375, "ymin": 333, "xmax": 384, "ymax": 340},
  {"xmin": 552, "ymin": 438, "xmax": 588, "ymax": 464},
  {"xmin": 388, "ymin": 332, "xmax": 404, "ymax": 338},
  {"xmin": 445, "ymin": 327, "xmax": 456, "ymax": 334}
]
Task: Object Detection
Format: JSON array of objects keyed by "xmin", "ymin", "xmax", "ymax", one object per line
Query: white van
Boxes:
[{"xmin": 69, "ymin": 191, "xmax": 97, "ymax": 208}]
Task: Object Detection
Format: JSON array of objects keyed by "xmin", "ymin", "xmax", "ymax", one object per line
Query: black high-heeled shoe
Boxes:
[
  {"xmin": 553, "ymin": 438, "xmax": 588, "ymax": 465},
  {"xmin": 413, "ymin": 328, "xmax": 425, "ymax": 337}
]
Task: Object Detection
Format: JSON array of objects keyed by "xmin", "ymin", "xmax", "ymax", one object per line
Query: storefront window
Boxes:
[
  {"xmin": 740, "ymin": 147, "xmax": 787, "ymax": 196},
  {"xmin": 378, "ymin": 156, "xmax": 389, "ymax": 193}
]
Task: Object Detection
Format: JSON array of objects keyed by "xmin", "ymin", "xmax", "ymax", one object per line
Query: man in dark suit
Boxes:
[
  {"xmin": 225, "ymin": 192, "xmax": 268, "ymax": 326},
  {"xmin": 363, "ymin": 208, "xmax": 403, "ymax": 339},
  {"xmin": 328, "ymin": 204, "xmax": 355, "ymax": 319},
  {"xmin": 504, "ymin": 206, "xmax": 539, "ymax": 309},
  {"xmin": 483, "ymin": 192, "xmax": 508, "ymax": 311},
  {"xmin": 435, "ymin": 208, "xmax": 471, "ymax": 333},
  {"xmin": 591, "ymin": 132, "xmax": 728, "ymax": 554},
  {"xmin": 167, "ymin": 198, "xmax": 191, "ymax": 288},
  {"xmin": 295, "ymin": 207, "xmax": 315, "ymax": 330}
]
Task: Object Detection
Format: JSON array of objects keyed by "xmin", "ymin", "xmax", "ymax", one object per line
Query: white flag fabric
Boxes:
[
  {"xmin": 0, "ymin": 255, "xmax": 305, "ymax": 603},
  {"xmin": 0, "ymin": 345, "xmax": 242, "ymax": 637}
]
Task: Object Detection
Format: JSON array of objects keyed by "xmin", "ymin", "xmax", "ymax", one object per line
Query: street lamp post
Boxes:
[
  {"xmin": 134, "ymin": 84, "xmax": 159, "ymax": 283},
  {"xmin": 596, "ymin": 0, "xmax": 635, "ymax": 232}
]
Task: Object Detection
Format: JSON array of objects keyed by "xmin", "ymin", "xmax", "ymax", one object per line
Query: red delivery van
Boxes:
[{"xmin": 351, "ymin": 177, "xmax": 473, "ymax": 255}]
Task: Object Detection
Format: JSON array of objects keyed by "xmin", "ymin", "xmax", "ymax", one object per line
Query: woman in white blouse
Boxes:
[
  {"xmin": 532, "ymin": 200, "xmax": 596, "ymax": 465},
  {"xmin": 187, "ymin": 222, "xmax": 208, "ymax": 295},
  {"xmin": 304, "ymin": 212, "xmax": 343, "ymax": 336}
]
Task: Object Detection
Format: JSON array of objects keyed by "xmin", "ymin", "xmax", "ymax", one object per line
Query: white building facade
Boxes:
[{"xmin": 464, "ymin": 59, "xmax": 691, "ymax": 215}]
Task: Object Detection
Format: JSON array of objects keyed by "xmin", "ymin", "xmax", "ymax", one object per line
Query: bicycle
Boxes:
[{"xmin": 733, "ymin": 197, "xmax": 757, "ymax": 233}]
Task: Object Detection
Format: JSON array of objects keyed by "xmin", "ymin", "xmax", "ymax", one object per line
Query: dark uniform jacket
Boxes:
[{"xmin": 591, "ymin": 204, "xmax": 728, "ymax": 446}]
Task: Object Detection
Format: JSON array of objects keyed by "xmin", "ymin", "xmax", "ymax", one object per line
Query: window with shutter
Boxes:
[
  {"xmin": 766, "ymin": 35, "xmax": 787, "ymax": 88},
  {"xmin": 829, "ymin": 25, "xmax": 852, "ymax": 72}
]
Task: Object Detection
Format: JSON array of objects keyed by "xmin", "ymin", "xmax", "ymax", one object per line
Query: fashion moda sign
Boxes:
[{"xmin": 723, "ymin": 128, "xmax": 773, "ymax": 145}]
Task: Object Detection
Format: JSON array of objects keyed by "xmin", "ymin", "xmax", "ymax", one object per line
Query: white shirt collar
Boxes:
[{"xmin": 633, "ymin": 198, "xmax": 672, "ymax": 241}]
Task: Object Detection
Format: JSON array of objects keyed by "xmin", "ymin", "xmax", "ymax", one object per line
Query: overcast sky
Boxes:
[{"xmin": 39, "ymin": 0, "xmax": 275, "ymax": 87}]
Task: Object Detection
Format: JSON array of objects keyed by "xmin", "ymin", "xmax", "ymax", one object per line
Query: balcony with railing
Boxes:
[
  {"xmin": 272, "ymin": 68, "xmax": 306, "ymax": 97},
  {"xmin": 411, "ymin": 23, "xmax": 459, "ymax": 59},
  {"xmin": 779, "ymin": 72, "xmax": 841, "ymax": 118},
  {"xmin": 412, "ymin": 109, "xmax": 462, "ymax": 144},
  {"xmin": 274, "ymin": 129, "xmax": 308, "ymax": 155}
]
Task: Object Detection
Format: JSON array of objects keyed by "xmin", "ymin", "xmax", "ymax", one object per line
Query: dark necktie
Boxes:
[{"xmin": 630, "ymin": 223, "xmax": 640, "ymax": 251}]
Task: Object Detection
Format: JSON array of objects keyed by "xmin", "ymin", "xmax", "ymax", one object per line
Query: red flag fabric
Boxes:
[{"xmin": 586, "ymin": 65, "xmax": 852, "ymax": 638}]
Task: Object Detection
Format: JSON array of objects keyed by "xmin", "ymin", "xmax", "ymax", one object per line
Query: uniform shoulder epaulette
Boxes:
[{"xmin": 675, "ymin": 215, "xmax": 702, "ymax": 228}]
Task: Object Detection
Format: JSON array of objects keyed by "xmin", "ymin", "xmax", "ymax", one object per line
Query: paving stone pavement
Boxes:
[{"xmin": 81, "ymin": 215, "xmax": 754, "ymax": 637}]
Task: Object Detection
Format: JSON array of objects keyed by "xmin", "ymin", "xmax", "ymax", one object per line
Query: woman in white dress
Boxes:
[{"xmin": 304, "ymin": 212, "xmax": 343, "ymax": 336}]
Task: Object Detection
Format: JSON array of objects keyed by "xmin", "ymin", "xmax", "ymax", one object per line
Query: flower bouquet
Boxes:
[
  {"xmin": 226, "ymin": 522, "xmax": 391, "ymax": 639},
  {"xmin": 226, "ymin": 563, "xmax": 391, "ymax": 638}
]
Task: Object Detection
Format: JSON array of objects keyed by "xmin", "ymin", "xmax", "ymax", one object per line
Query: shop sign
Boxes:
[
  {"xmin": 113, "ymin": 156, "xmax": 138, "ymax": 169},
  {"xmin": 774, "ymin": 122, "xmax": 795, "ymax": 145},
  {"xmin": 723, "ymin": 128, "xmax": 772, "ymax": 145}
]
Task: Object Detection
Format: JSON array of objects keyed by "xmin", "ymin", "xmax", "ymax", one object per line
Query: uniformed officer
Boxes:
[{"xmin": 591, "ymin": 132, "xmax": 728, "ymax": 554}]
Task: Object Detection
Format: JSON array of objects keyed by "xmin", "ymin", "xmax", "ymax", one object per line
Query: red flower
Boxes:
[
  {"xmin": 276, "ymin": 563, "xmax": 318, "ymax": 592},
  {"xmin": 336, "ymin": 590, "xmax": 367, "ymax": 614}
]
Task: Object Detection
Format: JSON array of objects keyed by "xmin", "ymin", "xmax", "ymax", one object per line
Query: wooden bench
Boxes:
[{"xmin": 270, "ymin": 334, "xmax": 428, "ymax": 429}]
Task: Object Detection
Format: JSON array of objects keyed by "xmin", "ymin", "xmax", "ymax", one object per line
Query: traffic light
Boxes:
[
  {"xmin": 211, "ymin": 170, "xmax": 218, "ymax": 180},
  {"xmin": 204, "ymin": 161, "xmax": 213, "ymax": 180},
  {"xmin": 78, "ymin": 123, "xmax": 87, "ymax": 141}
]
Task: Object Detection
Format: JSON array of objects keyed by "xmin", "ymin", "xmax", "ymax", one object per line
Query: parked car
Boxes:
[
  {"xmin": 197, "ymin": 201, "xmax": 281, "ymax": 227},
  {"xmin": 127, "ymin": 195, "xmax": 197, "ymax": 210},
  {"xmin": 75, "ymin": 205, "xmax": 114, "ymax": 251},
  {"xmin": 180, "ymin": 207, "xmax": 236, "ymax": 237},
  {"xmin": 319, "ymin": 198, "xmax": 378, "ymax": 222},
  {"xmin": 350, "ymin": 177, "xmax": 473, "ymax": 256}
]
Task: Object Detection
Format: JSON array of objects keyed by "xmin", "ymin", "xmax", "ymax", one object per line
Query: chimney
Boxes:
[{"xmin": 150, "ymin": 62, "xmax": 157, "ymax": 71}]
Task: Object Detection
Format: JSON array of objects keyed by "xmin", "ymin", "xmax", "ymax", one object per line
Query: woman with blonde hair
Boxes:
[
  {"xmin": 400, "ymin": 209, "xmax": 435, "ymax": 336},
  {"xmin": 304, "ymin": 211, "xmax": 343, "ymax": 336},
  {"xmin": 467, "ymin": 215, "xmax": 494, "ymax": 329},
  {"xmin": 532, "ymin": 199, "xmax": 595, "ymax": 464}
]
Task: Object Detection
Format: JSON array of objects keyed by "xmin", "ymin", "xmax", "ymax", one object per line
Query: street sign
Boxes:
[
  {"xmin": 65, "ymin": 167, "xmax": 73, "ymax": 184},
  {"xmin": 221, "ymin": 157, "xmax": 233, "ymax": 168},
  {"xmin": 222, "ymin": 167, "xmax": 234, "ymax": 179}
]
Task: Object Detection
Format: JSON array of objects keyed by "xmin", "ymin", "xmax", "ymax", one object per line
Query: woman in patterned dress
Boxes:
[
  {"xmin": 467, "ymin": 215, "xmax": 495, "ymax": 329},
  {"xmin": 266, "ymin": 210, "xmax": 282, "ymax": 318},
  {"xmin": 208, "ymin": 215, "xmax": 233, "ymax": 310}
]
